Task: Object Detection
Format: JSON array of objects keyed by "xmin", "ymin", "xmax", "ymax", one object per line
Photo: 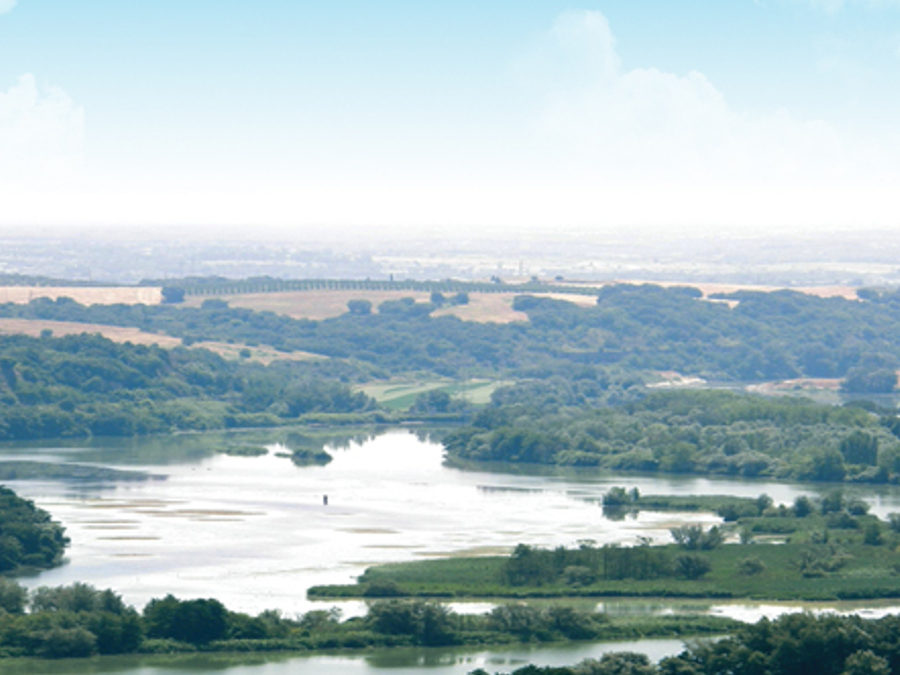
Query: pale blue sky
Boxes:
[{"xmin": 1, "ymin": 1, "xmax": 899, "ymax": 237}]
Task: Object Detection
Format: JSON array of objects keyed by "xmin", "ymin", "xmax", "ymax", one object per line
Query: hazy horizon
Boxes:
[{"xmin": 2, "ymin": 1, "xmax": 899, "ymax": 239}]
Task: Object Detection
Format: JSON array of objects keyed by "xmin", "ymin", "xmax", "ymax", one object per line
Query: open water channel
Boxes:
[{"xmin": 5, "ymin": 427, "xmax": 900, "ymax": 674}]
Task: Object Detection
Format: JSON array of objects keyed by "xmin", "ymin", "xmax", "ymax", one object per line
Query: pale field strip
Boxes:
[
  {"xmin": 356, "ymin": 379, "xmax": 507, "ymax": 405},
  {"xmin": 0, "ymin": 286, "xmax": 163, "ymax": 305},
  {"xmin": 186, "ymin": 289, "xmax": 597, "ymax": 323},
  {"xmin": 0, "ymin": 318, "xmax": 320, "ymax": 364}
]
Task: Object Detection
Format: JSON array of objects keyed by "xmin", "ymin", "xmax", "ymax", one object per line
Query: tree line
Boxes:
[
  {"xmin": 0, "ymin": 581, "xmax": 730, "ymax": 659},
  {"xmin": 480, "ymin": 611, "xmax": 900, "ymax": 674},
  {"xmin": 444, "ymin": 387, "xmax": 900, "ymax": 484}
]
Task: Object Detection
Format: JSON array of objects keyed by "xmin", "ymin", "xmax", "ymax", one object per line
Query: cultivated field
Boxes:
[
  {"xmin": 0, "ymin": 286, "xmax": 163, "ymax": 305},
  {"xmin": 356, "ymin": 379, "xmax": 509, "ymax": 410},
  {"xmin": 0, "ymin": 318, "xmax": 320, "ymax": 365}
]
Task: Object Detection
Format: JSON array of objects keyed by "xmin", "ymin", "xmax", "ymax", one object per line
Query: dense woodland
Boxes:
[
  {"xmin": 446, "ymin": 387, "xmax": 900, "ymax": 484},
  {"xmin": 0, "ymin": 333, "xmax": 373, "ymax": 441},
  {"xmin": 0, "ymin": 486, "xmax": 67, "ymax": 573}
]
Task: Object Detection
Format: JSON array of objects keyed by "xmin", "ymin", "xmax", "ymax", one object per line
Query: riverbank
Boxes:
[
  {"xmin": 0, "ymin": 582, "xmax": 736, "ymax": 661},
  {"xmin": 311, "ymin": 494, "xmax": 900, "ymax": 603}
]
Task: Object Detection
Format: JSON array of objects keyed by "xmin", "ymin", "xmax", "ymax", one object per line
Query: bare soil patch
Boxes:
[
  {"xmin": 433, "ymin": 294, "xmax": 528, "ymax": 323},
  {"xmin": 0, "ymin": 318, "xmax": 182, "ymax": 346},
  {"xmin": 0, "ymin": 318, "xmax": 320, "ymax": 364},
  {"xmin": 747, "ymin": 378, "xmax": 843, "ymax": 395}
]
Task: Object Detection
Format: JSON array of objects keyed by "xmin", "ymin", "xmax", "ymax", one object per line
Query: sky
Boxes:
[{"xmin": 1, "ymin": 1, "xmax": 900, "ymax": 240}]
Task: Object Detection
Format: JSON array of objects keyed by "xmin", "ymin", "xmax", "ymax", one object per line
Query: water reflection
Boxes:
[
  {"xmin": 5, "ymin": 427, "xmax": 900, "ymax": 619},
  {"xmin": 1, "ymin": 638, "xmax": 692, "ymax": 675}
]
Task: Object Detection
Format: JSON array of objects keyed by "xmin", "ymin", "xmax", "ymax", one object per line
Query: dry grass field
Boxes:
[
  {"xmin": 0, "ymin": 318, "xmax": 320, "ymax": 364},
  {"xmin": 185, "ymin": 289, "xmax": 599, "ymax": 323},
  {"xmin": 0, "ymin": 286, "xmax": 163, "ymax": 305},
  {"xmin": 0, "ymin": 318, "xmax": 182, "ymax": 346},
  {"xmin": 184, "ymin": 290, "xmax": 433, "ymax": 320}
]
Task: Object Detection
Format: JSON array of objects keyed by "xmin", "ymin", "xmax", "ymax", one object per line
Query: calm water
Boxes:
[
  {"xmin": 3, "ymin": 428, "xmax": 732, "ymax": 615},
  {"xmin": 5, "ymin": 427, "xmax": 900, "ymax": 672},
  {"xmin": 0, "ymin": 638, "xmax": 691, "ymax": 675}
]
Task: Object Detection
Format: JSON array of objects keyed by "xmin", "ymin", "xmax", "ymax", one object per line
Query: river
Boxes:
[{"xmin": 4, "ymin": 427, "xmax": 900, "ymax": 672}]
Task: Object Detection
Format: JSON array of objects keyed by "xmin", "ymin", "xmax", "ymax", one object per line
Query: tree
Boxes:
[
  {"xmin": 737, "ymin": 556, "xmax": 766, "ymax": 576},
  {"xmin": 0, "ymin": 578, "xmax": 26, "ymax": 613},
  {"xmin": 794, "ymin": 495, "xmax": 815, "ymax": 517},
  {"xmin": 670, "ymin": 525, "xmax": 723, "ymax": 550},
  {"xmin": 840, "ymin": 431, "xmax": 878, "ymax": 465},
  {"xmin": 161, "ymin": 286, "xmax": 185, "ymax": 304},
  {"xmin": 842, "ymin": 650, "xmax": 890, "ymax": 675},
  {"xmin": 347, "ymin": 299, "xmax": 372, "ymax": 315},
  {"xmin": 367, "ymin": 600, "xmax": 457, "ymax": 646},
  {"xmin": 143, "ymin": 595, "xmax": 227, "ymax": 644},
  {"xmin": 841, "ymin": 367, "xmax": 897, "ymax": 394},
  {"xmin": 451, "ymin": 292, "xmax": 469, "ymax": 305},
  {"xmin": 674, "ymin": 554, "xmax": 711, "ymax": 579}
]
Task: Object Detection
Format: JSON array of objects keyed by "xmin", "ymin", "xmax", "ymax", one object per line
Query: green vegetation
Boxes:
[
  {"xmin": 446, "ymin": 387, "xmax": 900, "ymax": 484},
  {"xmin": 0, "ymin": 581, "xmax": 735, "ymax": 659},
  {"xmin": 0, "ymin": 332, "xmax": 373, "ymax": 441},
  {"xmin": 0, "ymin": 486, "xmax": 68, "ymax": 573},
  {"xmin": 311, "ymin": 491, "xmax": 900, "ymax": 602},
  {"xmin": 479, "ymin": 612, "xmax": 900, "ymax": 675},
  {"xmin": 10, "ymin": 281, "xmax": 900, "ymax": 382}
]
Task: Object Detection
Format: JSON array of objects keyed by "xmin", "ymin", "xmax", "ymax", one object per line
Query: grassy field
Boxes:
[
  {"xmin": 311, "ymin": 506, "xmax": 900, "ymax": 602},
  {"xmin": 0, "ymin": 317, "xmax": 321, "ymax": 365},
  {"xmin": 312, "ymin": 539, "xmax": 900, "ymax": 602},
  {"xmin": 356, "ymin": 379, "xmax": 509, "ymax": 410}
]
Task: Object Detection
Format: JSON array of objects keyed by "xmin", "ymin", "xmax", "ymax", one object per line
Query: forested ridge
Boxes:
[
  {"xmin": 0, "ymin": 333, "xmax": 372, "ymax": 441},
  {"xmin": 5, "ymin": 283, "xmax": 900, "ymax": 381}
]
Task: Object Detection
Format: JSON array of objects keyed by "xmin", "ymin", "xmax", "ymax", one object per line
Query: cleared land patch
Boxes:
[
  {"xmin": 0, "ymin": 318, "xmax": 320, "ymax": 364},
  {"xmin": 357, "ymin": 379, "xmax": 507, "ymax": 410}
]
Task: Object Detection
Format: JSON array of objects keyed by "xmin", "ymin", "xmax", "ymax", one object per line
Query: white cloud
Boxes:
[
  {"xmin": 0, "ymin": 0, "xmax": 17, "ymax": 15},
  {"xmin": 0, "ymin": 74, "xmax": 85, "ymax": 185},
  {"xmin": 531, "ymin": 11, "xmax": 854, "ymax": 185}
]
